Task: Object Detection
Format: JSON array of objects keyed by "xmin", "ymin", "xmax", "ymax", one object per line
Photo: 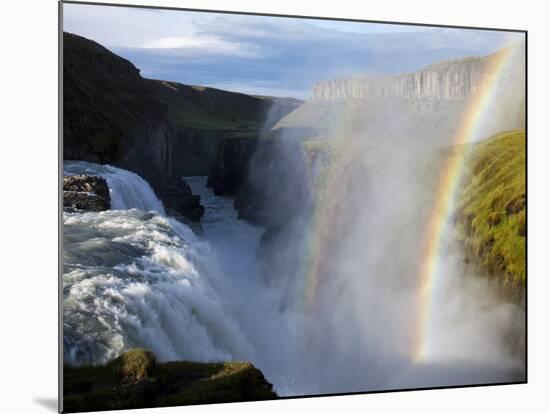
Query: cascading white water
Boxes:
[
  {"xmin": 63, "ymin": 208, "xmax": 256, "ymax": 365},
  {"xmin": 63, "ymin": 162, "xmax": 254, "ymax": 367},
  {"xmin": 64, "ymin": 161, "xmax": 165, "ymax": 213}
]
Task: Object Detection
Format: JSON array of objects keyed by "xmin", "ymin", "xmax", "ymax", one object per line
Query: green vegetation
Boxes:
[
  {"xmin": 63, "ymin": 32, "xmax": 165, "ymax": 163},
  {"xmin": 63, "ymin": 349, "xmax": 277, "ymax": 413},
  {"xmin": 146, "ymin": 80, "xmax": 267, "ymax": 132},
  {"xmin": 456, "ymin": 130, "xmax": 526, "ymax": 287},
  {"xmin": 117, "ymin": 348, "xmax": 156, "ymax": 383}
]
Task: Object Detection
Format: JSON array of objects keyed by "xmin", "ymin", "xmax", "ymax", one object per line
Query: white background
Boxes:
[{"xmin": 1, "ymin": 0, "xmax": 548, "ymax": 413}]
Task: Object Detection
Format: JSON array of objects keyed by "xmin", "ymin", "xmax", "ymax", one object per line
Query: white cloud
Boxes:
[{"xmin": 141, "ymin": 35, "xmax": 260, "ymax": 57}]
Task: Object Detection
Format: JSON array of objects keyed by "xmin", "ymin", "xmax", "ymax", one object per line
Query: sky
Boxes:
[{"xmin": 63, "ymin": 3, "xmax": 524, "ymax": 99}]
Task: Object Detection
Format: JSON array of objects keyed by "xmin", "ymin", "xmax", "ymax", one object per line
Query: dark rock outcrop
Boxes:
[
  {"xmin": 63, "ymin": 175, "xmax": 111, "ymax": 212},
  {"xmin": 207, "ymin": 138, "xmax": 257, "ymax": 196},
  {"xmin": 207, "ymin": 128, "xmax": 316, "ymax": 202},
  {"xmin": 150, "ymin": 177, "xmax": 205, "ymax": 222},
  {"xmin": 165, "ymin": 208, "xmax": 205, "ymax": 236}
]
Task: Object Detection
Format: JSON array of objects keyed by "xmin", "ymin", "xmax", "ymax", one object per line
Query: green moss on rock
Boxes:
[
  {"xmin": 63, "ymin": 349, "xmax": 277, "ymax": 413},
  {"xmin": 114, "ymin": 348, "xmax": 157, "ymax": 383}
]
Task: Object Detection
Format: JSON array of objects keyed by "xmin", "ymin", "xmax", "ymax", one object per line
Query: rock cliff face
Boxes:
[
  {"xmin": 312, "ymin": 45, "xmax": 525, "ymax": 102},
  {"xmin": 206, "ymin": 127, "xmax": 317, "ymax": 201},
  {"xmin": 233, "ymin": 135, "xmax": 312, "ymax": 227},
  {"xmin": 207, "ymin": 138, "xmax": 257, "ymax": 196},
  {"xmin": 63, "ymin": 32, "xmax": 300, "ymax": 187},
  {"xmin": 63, "ymin": 32, "xmax": 172, "ymax": 181}
]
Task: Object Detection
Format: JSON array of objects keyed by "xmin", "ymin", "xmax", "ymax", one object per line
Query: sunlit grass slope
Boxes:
[{"xmin": 456, "ymin": 130, "xmax": 526, "ymax": 287}]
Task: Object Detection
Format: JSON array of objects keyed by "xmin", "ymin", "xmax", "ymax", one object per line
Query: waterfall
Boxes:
[
  {"xmin": 63, "ymin": 161, "xmax": 524, "ymax": 396},
  {"xmin": 63, "ymin": 162, "xmax": 255, "ymax": 367},
  {"xmin": 64, "ymin": 160, "xmax": 165, "ymax": 214}
]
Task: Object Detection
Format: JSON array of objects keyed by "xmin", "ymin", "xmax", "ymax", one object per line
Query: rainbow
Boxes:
[
  {"xmin": 303, "ymin": 100, "xmax": 359, "ymax": 307},
  {"xmin": 413, "ymin": 46, "xmax": 517, "ymax": 362},
  {"xmin": 298, "ymin": 45, "xmax": 519, "ymax": 361}
]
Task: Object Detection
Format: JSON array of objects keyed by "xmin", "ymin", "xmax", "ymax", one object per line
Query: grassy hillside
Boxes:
[
  {"xmin": 456, "ymin": 130, "xmax": 526, "ymax": 287},
  {"xmin": 63, "ymin": 32, "xmax": 165, "ymax": 163},
  {"xmin": 63, "ymin": 349, "xmax": 277, "ymax": 412},
  {"xmin": 146, "ymin": 80, "xmax": 268, "ymax": 133}
]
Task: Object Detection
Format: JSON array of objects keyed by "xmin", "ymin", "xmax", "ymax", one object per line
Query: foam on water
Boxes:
[
  {"xmin": 63, "ymin": 208, "xmax": 255, "ymax": 365},
  {"xmin": 63, "ymin": 162, "xmax": 253, "ymax": 365}
]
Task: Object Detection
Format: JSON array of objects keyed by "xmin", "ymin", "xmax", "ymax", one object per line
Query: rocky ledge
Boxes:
[
  {"xmin": 151, "ymin": 177, "xmax": 205, "ymax": 222},
  {"xmin": 63, "ymin": 175, "xmax": 111, "ymax": 212},
  {"xmin": 63, "ymin": 348, "xmax": 277, "ymax": 412}
]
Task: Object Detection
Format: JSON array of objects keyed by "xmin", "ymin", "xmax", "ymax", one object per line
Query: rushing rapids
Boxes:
[{"xmin": 63, "ymin": 163, "xmax": 253, "ymax": 364}]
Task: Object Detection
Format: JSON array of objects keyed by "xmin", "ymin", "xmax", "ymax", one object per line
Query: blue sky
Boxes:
[{"xmin": 63, "ymin": 3, "xmax": 523, "ymax": 99}]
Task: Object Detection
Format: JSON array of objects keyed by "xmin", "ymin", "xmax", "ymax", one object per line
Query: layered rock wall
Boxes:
[{"xmin": 312, "ymin": 46, "xmax": 524, "ymax": 102}]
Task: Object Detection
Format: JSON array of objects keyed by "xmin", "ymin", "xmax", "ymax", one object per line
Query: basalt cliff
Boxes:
[{"xmin": 312, "ymin": 46, "xmax": 523, "ymax": 102}]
